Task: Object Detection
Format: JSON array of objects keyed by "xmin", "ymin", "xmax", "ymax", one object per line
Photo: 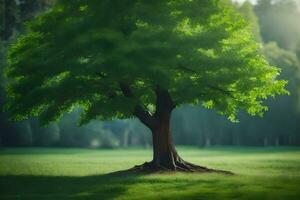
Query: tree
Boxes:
[
  {"xmin": 255, "ymin": 0, "xmax": 300, "ymax": 51},
  {"xmin": 5, "ymin": 0, "xmax": 287, "ymax": 172},
  {"xmin": 261, "ymin": 42, "xmax": 300, "ymax": 145},
  {"xmin": 0, "ymin": 40, "xmax": 6, "ymax": 147}
]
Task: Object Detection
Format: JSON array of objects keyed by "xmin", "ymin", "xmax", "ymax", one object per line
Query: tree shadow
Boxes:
[
  {"xmin": 0, "ymin": 170, "xmax": 143, "ymax": 200},
  {"xmin": 1, "ymin": 169, "xmax": 299, "ymax": 200},
  {"xmin": 0, "ymin": 169, "xmax": 234, "ymax": 200}
]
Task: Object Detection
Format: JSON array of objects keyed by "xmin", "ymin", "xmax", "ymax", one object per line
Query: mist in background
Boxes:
[{"xmin": 1, "ymin": 0, "xmax": 300, "ymax": 148}]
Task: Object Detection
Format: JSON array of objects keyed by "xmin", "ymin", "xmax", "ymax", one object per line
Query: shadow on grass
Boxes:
[
  {"xmin": 1, "ymin": 170, "xmax": 300, "ymax": 200},
  {"xmin": 0, "ymin": 169, "xmax": 235, "ymax": 200},
  {"xmin": 0, "ymin": 170, "xmax": 142, "ymax": 200}
]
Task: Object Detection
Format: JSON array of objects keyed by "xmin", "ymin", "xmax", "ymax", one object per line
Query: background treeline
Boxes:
[{"xmin": 0, "ymin": 0, "xmax": 300, "ymax": 148}]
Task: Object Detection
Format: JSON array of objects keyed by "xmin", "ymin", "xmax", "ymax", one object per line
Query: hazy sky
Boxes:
[
  {"xmin": 232, "ymin": 0, "xmax": 258, "ymax": 4},
  {"xmin": 233, "ymin": 0, "xmax": 300, "ymax": 7}
]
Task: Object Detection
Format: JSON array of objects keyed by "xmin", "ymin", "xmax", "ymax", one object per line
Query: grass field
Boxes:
[{"xmin": 0, "ymin": 147, "xmax": 300, "ymax": 200}]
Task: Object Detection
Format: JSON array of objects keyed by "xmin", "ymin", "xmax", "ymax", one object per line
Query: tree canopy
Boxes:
[{"xmin": 5, "ymin": 0, "xmax": 287, "ymax": 125}]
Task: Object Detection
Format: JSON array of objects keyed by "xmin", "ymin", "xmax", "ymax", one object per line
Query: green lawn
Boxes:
[{"xmin": 1, "ymin": 147, "xmax": 300, "ymax": 200}]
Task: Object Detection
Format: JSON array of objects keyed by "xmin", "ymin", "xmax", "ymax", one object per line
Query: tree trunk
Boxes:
[
  {"xmin": 151, "ymin": 111, "xmax": 178, "ymax": 169},
  {"xmin": 150, "ymin": 87, "xmax": 178, "ymax": 169},
  {"xmin": 120, "ymin": 83, "xmax": 232, "ymax": 173},
  {"xmin": 132, "ymin": 87, "xmax": 231, "ymax": 173}
]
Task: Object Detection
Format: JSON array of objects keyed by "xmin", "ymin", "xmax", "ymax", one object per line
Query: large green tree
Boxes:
[{"xmin": 5, "ymin": 0, "xmax": 287, "ymax": 172}]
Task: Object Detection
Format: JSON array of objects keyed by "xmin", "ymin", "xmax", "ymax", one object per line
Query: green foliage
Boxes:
[
  {"xmin": 238, "ymin": 1, "xmax": 262, "ymax": 43},
  {"xmin": 5, "ymin": 0, "xmax": 287, "ymax": 125}
]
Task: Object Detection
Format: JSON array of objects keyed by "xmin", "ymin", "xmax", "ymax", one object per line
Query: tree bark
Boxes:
[
  {"xmin": 151, "ymin": 109, "xmax": 178, "ymax": 169},
  {"xmin": 151, "ymin": 86, "xmax": 176, "ymax": 169}
]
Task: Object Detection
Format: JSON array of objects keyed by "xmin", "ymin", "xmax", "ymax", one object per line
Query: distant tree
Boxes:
[
  {"xmin": 0, "ymin": 41, "xmax": 5, "ymax": 146},
  {"xmin": 0, "ymin": 0, "xmax": 58, "ymax": 147},
  {"xmin": 0, "ymin": 0, "xmax": 17, "ymax": 40},
  {"xmin": 261, "ymin": 42, "xmax": 300, "ymax": 145},
  {"xmin": 5, "ymin": 0, "xmax": 287, "ymax": 172},
  {"xmin": 255, "ymin": 0, "xmax": 300, "ymax": 51}
]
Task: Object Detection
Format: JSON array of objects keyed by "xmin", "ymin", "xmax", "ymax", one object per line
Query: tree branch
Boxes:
[
  {"xmin": 119, "ymin": 82, "xmax": 157, "ymax": 129},
  {"xmin": 207, "ymin": 85, "xmax": 235, "ymax": 98},
  {"xmin": 177, "ymin": 64, "xmax": 237, "ymax": 100},
  {"xmin": 134, "ymin": 105, "xmax": 157, "ymax": 129},
  {"xmin": 178, "ymin": 64, "xmax": 198, "ymax": 74}
]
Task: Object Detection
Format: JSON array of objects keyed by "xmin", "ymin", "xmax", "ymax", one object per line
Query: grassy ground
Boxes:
[{"xmin": 0, "ymin": 147, "xmax": 300, "ymax": 200}]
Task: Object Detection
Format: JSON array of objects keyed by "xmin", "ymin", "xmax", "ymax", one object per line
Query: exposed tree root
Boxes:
[{"xmin": 129, "ymin": 160, "xmax": 234, "ymax": 175}]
